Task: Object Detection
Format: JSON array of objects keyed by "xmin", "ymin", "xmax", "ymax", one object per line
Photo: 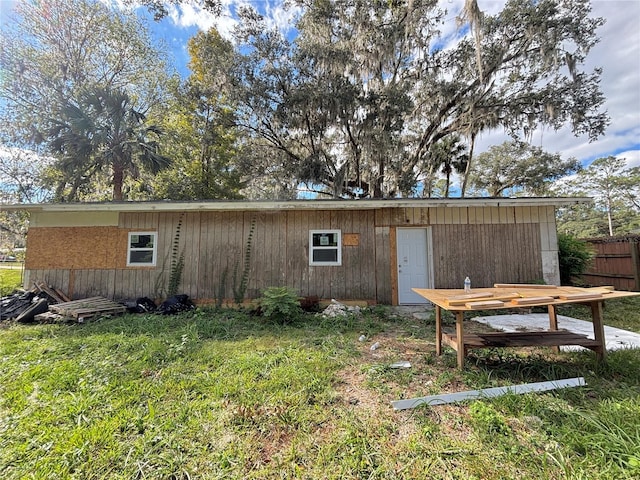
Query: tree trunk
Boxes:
[
  {"xmin": 374, "ymin": 156, "xmax": 385, "ymax": 198},
  {"xmin": 461, "ymin": 133, "xmax": 476, "ymax": 198},
  {"xmin": 606, "ymin": 195, "xmax": 614, "ymax": 236},
  {"xmin": 113, "ymin": 164, "xmax": 124, "ymax": 201}
]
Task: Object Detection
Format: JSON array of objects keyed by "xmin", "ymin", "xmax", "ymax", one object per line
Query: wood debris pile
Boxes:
[
  {"xmin": 0, "ymin": 282, "xmax": 126, "ymax": 323},
  {"xmin": 1, "ymin": 282, "xmax": 69, "ymax": 323}
]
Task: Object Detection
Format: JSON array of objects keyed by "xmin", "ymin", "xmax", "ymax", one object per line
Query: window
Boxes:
[
  {"xmin": 127, "ymin": 232, "xmax": 157, "ymax": 266},
  {"xmin": 309, "ymin": 230, "xmax": 341, "ymax": 266}
]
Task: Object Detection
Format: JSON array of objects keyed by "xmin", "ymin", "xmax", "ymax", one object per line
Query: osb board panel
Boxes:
[
  {"xmin": 25, "ymin": 227, "xmax": 126, "ymax": 270},
  {"xmin": 432, "ymin": 223, "xmax": 542, "ymax": 289},
  {"xmin": 343, "ymin": 233, "xmax": 360, "ymax": 246}
]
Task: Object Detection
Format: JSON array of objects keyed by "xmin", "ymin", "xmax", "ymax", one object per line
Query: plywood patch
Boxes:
[
  {"xmin": 343, "ymin": 233, "xmax": 360, "ymax": 246},
  {"xmin": 25, "ymin": 226, "xmax": 123, "ymax": 269}
]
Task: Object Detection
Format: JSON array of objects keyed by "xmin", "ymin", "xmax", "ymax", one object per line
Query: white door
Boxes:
[{"xmin": 397, "ymin": 228, "xmax": 433, "ymax": 304}]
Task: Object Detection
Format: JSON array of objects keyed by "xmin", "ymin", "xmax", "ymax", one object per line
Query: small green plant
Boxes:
[
  {"xmin": 154, "ymin": 213, "xmax": 186, "ymax": 298},
  {"xmin": 167, "ymin": 213, "xmax": 186, "ymax": 297},
  {"xmin": 558, "ymin": 233, "xmax": 594, "ymax": 285},
  {"xmin": 232, "ymin": 215, "xmax": 256, "ymax": 304},
  {"xmin": 469, "ymin": 401, "xmax": 511, "ymax": 437},
  {"xmin": 259, "ymin": 286, "xmax": 302, "ymax": 323}
]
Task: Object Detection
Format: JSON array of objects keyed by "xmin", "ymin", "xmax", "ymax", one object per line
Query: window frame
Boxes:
[
  {"xmin": 127, "ymin": 231, "xmax": 158, "ymax": 267},
  {"xmin": 309, "ymin": 229, "xmax": 342, "ymax": 266}
]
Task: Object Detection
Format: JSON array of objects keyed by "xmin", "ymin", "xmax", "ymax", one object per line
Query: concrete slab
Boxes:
[{"xmin": 471, "ymin": 313, "xmax": 640, "ymax": 351}]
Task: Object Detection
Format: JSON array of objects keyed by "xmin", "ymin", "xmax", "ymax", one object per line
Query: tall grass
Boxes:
[{"xmin": 0, "ymin": 300, "xmax": 639, "ymax": 479}]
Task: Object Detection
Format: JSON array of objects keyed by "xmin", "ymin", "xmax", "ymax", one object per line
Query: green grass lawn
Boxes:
[
  {"xmin": 0, "ymin": 264, "xmax": 24, "ymax": 296},
  {"xmin": 0, "ymin": 299, "xmax": 639, "ymax": 479}
]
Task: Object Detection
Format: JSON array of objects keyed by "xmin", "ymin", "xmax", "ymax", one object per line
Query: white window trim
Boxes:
[
  {"xmin": 309, "ymin": 229, "xmax": 342, "ymax": 266},
  {"xmin": 127, "ymin": 231, "xmax": 158, "ymax": 267}
]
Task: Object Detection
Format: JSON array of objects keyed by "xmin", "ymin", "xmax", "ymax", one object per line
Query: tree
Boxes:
[
  {"xmin": 152, "ymin": 30, "xmax": 245, "ymax": 200},
  {"xmin": 466, "ymin": 141, "xmax": 581, "ymax": 197},
  {"xmin": 419, "ymin": 136, "xmax": 469, "ymax": 198},
  {"xmin": 618, "ymin": 166, "xmax": 640, "ymax": 212},
  {"xmin": 562, "ymin": 156, "xmax": 639, "ymax": 236},
  {"xmin": 222, "ymin": 0, "xmax": 606, "ymax": 198},
  {"xmin": 0, "ymin": 0, "xmax": 173, "ymax": 199},
  {"xmin": 47, "ymin": 87, "xmax": 170, "ymax": 201},
  {"xmin": 0, "ymin": 147, "xmax": 53, "ymax": 204}
]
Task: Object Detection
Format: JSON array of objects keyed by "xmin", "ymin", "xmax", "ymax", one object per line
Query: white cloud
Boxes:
[
  {"xmin": 264, "ymin": 1, "xmax": 302, "ymax": 35},
  {"xmin": 166, "ymin": 3, "xmax": 228, "ymax": 35},
  {"xmin": 617, "ymin": 149, "xmax": 640, "ymax": 169},
  {"xmin": 160, "ymin": 0, "xmax": 300, "ymax": 42}
]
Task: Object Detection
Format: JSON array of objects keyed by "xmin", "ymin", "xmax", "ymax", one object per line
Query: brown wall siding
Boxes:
[
  {"xmin": 431, "ymin": 223, "xmax": 543, "ymax": 288},
  {"xmin": 24, "ymin": 205, "xmax": 552, "ymax": 303},
  {"xmin": 582, "ymin": 237, "xmax": 640, "ymax": 291}
]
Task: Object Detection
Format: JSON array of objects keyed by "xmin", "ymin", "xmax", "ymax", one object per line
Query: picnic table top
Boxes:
[{"xmin": 412, "ymin": 285, "xmax": 640, "ymax": 311}]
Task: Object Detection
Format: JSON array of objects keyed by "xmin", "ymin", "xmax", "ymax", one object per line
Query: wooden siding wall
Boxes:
[
  {"xmin": 27, "ymin": 209, "xmax": 378, "ymax": 302},
  {"xmin": 431, "ymin": 224, "xmax": 542, "ymax": 288},
  {"xmin": 24, "ymin": 205, "xmax": 558, "ymax": 303},
  {"xmin": 375, "ymin": 205, "xmax": 554, "ymax": 291}
]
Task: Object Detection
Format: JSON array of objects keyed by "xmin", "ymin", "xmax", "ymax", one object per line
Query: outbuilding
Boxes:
[{"xmin": 2, "ymin": 198, "xmax": 589, "ymax": 305}]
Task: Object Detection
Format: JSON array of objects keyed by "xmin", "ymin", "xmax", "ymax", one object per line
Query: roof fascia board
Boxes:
[{"xmin": 1, "ymin": 197, "xmax": 593, "ymax": 213}]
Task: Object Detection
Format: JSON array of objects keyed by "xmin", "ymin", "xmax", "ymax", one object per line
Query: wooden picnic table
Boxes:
[{"xmin": 412, "ymin": 285, "xmax": 640, "ymax": 369}]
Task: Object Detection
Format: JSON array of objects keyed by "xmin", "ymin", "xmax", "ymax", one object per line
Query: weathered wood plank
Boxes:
[{"xmin": 447, "ymin": 331, "xmax": 601, "ymax": 348}]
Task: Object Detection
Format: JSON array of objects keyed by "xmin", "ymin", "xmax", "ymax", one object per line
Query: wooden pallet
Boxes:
[{"xmin": 49, "ymin": 296, "xmax": 126, "ymax": 322}]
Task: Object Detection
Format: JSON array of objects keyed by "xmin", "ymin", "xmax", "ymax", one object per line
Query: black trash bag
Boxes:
[
  {"xmin": 123, "ymin": 297, "xmax": 158, "ymax": 313},
  {"xmin": 157, "ymin": 294, "xmax": 194, "ymax": 315},
  {"xmin": 136, "ymin": 297, "xmax": 158, "ymax": 313}
]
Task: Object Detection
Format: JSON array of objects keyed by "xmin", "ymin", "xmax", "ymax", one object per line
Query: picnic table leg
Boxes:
[
  {"xmin": 455, "ymin": 311, "xmax": 465, "ymax": 369},
  {"xmin": 548, "ymin": 304, "xmax": 560, "ymax": 353},
  {"xmin": 435, "ymin": 305, "xmax": 442, "ymax": 356},
  {"xmin": 590, "ymin": 301, "xmax": 607, "ymax": 361}
]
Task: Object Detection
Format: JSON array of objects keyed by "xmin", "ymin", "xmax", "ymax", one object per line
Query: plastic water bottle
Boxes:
[{"xmin": 464, "ymin": 276, "xmax": 471, "ymax": 293}]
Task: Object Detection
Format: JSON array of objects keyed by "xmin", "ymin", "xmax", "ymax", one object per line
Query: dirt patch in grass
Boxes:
[
  {"xmin": 335, "ymin": 368, "xmax": 382, "ymax": 412},
  {"xmin": 334, "ymin": 320, "xmax": 482, "ymax": 413}
]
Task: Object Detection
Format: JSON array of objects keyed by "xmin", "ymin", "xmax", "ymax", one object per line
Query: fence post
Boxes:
[{"xmin": 632, "ymin": 239, "xmax": 640, "ymax": 291}]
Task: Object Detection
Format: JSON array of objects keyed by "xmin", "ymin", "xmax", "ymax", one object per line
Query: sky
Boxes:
[
  {"xmin": 137, "ymin": 0, "xmax": 640, "ymax": 172},
  {"xmin": 1, "ymin": 0, "xmax": 639, "ymax": 173}
]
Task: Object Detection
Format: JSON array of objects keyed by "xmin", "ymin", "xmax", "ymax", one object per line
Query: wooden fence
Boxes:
[{"xmin": 581, "ymin": 236, "xmax": 640, "ymax": 291}]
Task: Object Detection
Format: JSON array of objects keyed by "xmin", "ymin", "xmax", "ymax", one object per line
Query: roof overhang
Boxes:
[{"xmin": 1, "ymin": 197, "xmax": 593, "ymax": 213}]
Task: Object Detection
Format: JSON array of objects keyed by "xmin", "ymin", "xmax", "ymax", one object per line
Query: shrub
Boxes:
[
  {"xmin": 259, "ymin": 286, "xmax": 303, "ymax": 323},
  {"xmin": 557, "ymin": 234, "xmax": 594, "ymax": 285}
]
